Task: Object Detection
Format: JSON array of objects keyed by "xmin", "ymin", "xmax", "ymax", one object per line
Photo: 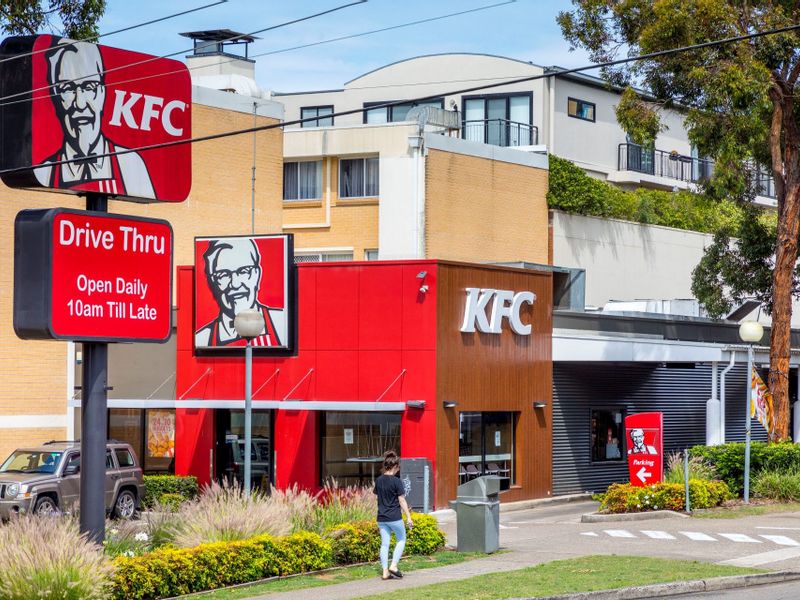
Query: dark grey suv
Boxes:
[{"xmin": 0, "ymin": 440, "xmax": 145, "ymax": 520}]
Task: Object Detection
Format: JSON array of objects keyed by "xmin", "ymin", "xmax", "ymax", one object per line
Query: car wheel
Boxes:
[
  {"xmin": 34, "ymin": 495, "xmax": 59, "ymax": 516},
  {"xmin": 113, "ymin": 489, "xmax": 137, "ymax": 520}
]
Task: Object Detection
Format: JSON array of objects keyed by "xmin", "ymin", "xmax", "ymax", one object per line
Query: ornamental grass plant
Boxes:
[
  {"xmin": 0, "ymin": 515, "xmax": 112, "ymax": 600},
  {"xmin": 752, "ymin": 468, "xmax": 800, "ymax": 502},
  {"xmin": 663, "ymin": 452, "xmax": 718, "ymax": 484},
  {"xmin": 171, "ymin": 481, "xmax": 293, "ymax": 548}
]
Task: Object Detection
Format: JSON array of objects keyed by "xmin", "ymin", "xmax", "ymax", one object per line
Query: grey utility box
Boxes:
[
  {"xmin": 455, "ymin": 475, "xmax": 502, "ymax": 553},
  {"xmin": 399, "ymin": 457, "xmax": 431, "ymax": 512}
]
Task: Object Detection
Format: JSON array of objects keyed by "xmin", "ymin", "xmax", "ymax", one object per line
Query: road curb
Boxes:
[
  {"xmin": 518, "ymin": 570, "xmax": 800, "ymax": 599},
  {"xmin": 580, "ymin": 510, "xmax": 687, "ymax": 523},
  {"xmin": 500, "ymin": 493, "xmax": 594, "ymax": 513}
]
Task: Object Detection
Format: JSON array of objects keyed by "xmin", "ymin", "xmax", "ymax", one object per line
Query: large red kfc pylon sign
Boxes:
[{"xmin": 0, "ymin": 35, "xmax": 191, "ymax": 203}]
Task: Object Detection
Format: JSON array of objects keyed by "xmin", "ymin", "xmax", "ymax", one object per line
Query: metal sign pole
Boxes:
[
  {"xmin": 79, "ymin": 193, "xmax": 108, "ymax": 543},
  {"xmin": 244, "ymin": 338, "xmax": 253, "ymax": 496},
  {"xmin": 744, "ymin": 344, "xmax": 753, "ymax": 504}
]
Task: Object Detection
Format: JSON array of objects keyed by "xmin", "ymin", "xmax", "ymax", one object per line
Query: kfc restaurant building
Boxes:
[{"xmin": 173, "ymin": 252, "xmax": 552, "ymax": 508}]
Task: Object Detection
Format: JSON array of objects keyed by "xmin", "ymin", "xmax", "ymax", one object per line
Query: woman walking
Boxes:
[{"xmin": 374, "ymin": 450, "xmax": 413, "ymax": 580}]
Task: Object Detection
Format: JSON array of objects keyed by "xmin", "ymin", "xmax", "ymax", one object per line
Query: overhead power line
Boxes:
[
  {"xmin": 0, "ymin": 0, "xmax": 368, "ymax": 104},
  {"xmin": 1, "ymin": 22, "xmax": 798, "ymax": 178},
  {"xmin": 0, "ymin": 0, "xmax": 229, "ymax": 66},
  {"xmin": 0, "ymin": 0, "xmax": 513, "ymax": 110}
]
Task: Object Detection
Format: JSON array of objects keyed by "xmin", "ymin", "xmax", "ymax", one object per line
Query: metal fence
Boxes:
[{"xmin": 463, "ymin": 119, "xmax": 538, "ymax": 147}]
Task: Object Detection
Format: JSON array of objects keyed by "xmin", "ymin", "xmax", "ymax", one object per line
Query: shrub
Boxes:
[
  {"xmin": 111, "ymin": 532, "xmax": 334, "ymax": 599},
  {"xmin": 690, "ymin": 441, "xmax": 800, "ymax": 496},
  {"xmin": 405, "ymin": 513, "xmax": 446, "ymax": 555},
  {"xmin": 0, "ymin": 515, "xmax": 113, "ymax": 599},
  {"xmin": 105, "ymin": 520, "xmax": 153, "ymax": 558},
  {"xmin": 753, "ymin": 468, "xmax": 800, "ymax": 502},
  {"xmin": 157, "ymin": 492, "xmax": 186, "ymax": 512},
  {"xmin": 171, "ymin": 481, "xmax": 292, "ymax": 548},
  {"xmin": 326, "ymin": 520, "xmax": 381, "ymax": 564},
  {"xmin": 662, "ymin": 452, "xmax": 718, "ymax": 484},
  {"xmin": 142, "ymin": 475, "xmax": 198, "ymax": 509},
  {"xmin": 597, "ymin": 480, "xmax": 732, "ymax": 513},
  {"xmin": 547, "ymin": 154, "xmax": 744, "ymax": 234}
]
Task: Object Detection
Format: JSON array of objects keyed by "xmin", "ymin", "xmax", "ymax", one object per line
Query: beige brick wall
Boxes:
[
  {"xmin": 0, "ymin": 102, "xmax": 284, "ymax": 450},
  {"xmin": 284, "ymin": 157, "xmax": 379, "ymax": 259},
  {"xmin": 424, "ymin": 149, "xmax": 549, "ymax": 263},
  {"xmin": 0, "ymin": 428, "xmax": 65, "ymax": 467}
]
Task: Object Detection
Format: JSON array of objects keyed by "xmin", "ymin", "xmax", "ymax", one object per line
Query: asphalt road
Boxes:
[{"xmin": 676, "ymin": 580, "xmax": 800, "ymax": 599}]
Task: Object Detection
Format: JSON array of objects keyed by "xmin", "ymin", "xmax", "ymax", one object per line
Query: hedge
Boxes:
[
  {"xmin": 690, "ymin": 442, "xmax": 800, "ymax": 496},
  {"xmin": 141, "ymin": 475, "xmax": 198, "ymax": 509},
  {"xmin": 112, "ymin": 513, "xmax": 446, "ymax": 599},
  {"xmin": 547, "ymin": 154, "xmax": 744, "ymax": 234},
  {"xmin": 597, "ymin": 480, "xmax": 732, "ymax": 513}
]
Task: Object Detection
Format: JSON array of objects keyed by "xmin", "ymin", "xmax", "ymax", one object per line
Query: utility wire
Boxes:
[
  {"xmin": 0, "ymin": 0, "xmax": 228, "ymax": 65},
  {"xmin": 2, "ymin": 22, "xmax": 798, "ymax": 178},
  {"xmin": 0, "ymin": 0, "xmax": 510, "ymax": 110},
  {"xmin": 0, "ymin": 0, "xmax": 368, "ymax": 104}
]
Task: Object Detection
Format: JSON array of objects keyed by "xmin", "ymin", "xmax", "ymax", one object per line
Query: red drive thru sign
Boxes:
[
  {"xmin": 14, "ymin": 208, "xmax": 172, "ymax": 342},
  {"xmin": 0, "ymin": 35, "xmax": 191, "ymax": 203},
  {"xmin": 625, "ymin": 412, "xmax": 663, "ymax": 487}
]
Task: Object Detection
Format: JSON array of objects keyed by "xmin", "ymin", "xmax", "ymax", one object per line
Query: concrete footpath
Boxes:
[{"xmin": 245, "ymin": 500, "xmax": 800, "ymax": 600}]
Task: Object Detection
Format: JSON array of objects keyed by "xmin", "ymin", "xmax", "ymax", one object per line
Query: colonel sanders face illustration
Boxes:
[
  {"xmin": 204, "ymin": 239, "xmax": 262, "ymax": 319},
  {"xmin": 49, "ymin": 41, "xmax": 106, "ymax": 157}
]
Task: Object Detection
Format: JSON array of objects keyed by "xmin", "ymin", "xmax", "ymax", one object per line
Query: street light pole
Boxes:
[
  {"xmin": 233, "ymin": 308, "xmax": 265, "ymax": 497},
  {"xmin": 739, "ymin": 320, "xmax": 764, "ymax": 505}
]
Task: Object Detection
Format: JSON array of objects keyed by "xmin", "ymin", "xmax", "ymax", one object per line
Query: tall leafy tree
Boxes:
[
  {"xmin": 559, "ymin": 1, "xmax": 800, "ymax": 441},
  {"xmin": 0, "ymin": 0, "xmax": 105, "ymax": 39}
]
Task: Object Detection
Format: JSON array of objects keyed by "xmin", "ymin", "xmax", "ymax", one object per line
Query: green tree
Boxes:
[
  {"xmin": 0, "ymin": 0, "xmax": 105, "ymax": 39},
  {"xmin": 559, "ymin": 1, "xmax": 800, "ymax": 441}
]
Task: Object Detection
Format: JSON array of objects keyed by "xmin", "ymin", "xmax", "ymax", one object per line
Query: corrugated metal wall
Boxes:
[{"xmin": 552, "ymin": 362, "xmax": 770, "ymax": 496}]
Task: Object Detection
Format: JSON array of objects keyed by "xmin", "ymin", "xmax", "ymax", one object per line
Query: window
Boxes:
[
  {"xmin": 321, "ymin": 412, "xmax": 402, "ymax": 486},
  {"xmin": 294, "ymin": 251, "xmax": 353, "ymax": 263},
  {"xmin": 567, "ymin": 97, "xmax": 595, "ymax": 122},
  {"xmin": 115, "ymin": 448, "xmax": 136, "ymax": 468},
  {"xmin": 364, "ymin": 249, "xmax": 379, "ymax": 260},
  {"xmin": 106, "ymin": 450, "xmax": 115, "ymax": 470},
  {"xmin": 363, "ymin": 98, "xmax": 444, "ymax": 124},
  {"xmin": 339, "ymin": 157, "xmax": 379, "ymax": 198},
  {"xmin": 109, "ymin": 408, "xmax": 175, "ymax": 473},
  {"xmin": 301, "ymin": 105, "xmax": 333, "ymax": 128},
  {"xmin": 458, "ymin": 412, "xmax": 516, "ymax": 484},
  {"xmin": 462, "ymin": 93, "xmax": 533, "ymax": 146},
  {"xmin": 283, "ymin": 160, "xmax": 323, "ymax": 201},
  {"xmin": 591, "ymin": 408, "xmax": 624, "ymax": 462}
]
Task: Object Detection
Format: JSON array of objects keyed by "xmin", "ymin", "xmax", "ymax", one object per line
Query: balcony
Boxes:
[
  {"xmin": 462, "ymin": 118, "xmax": 538, "ymax": 148},
  {"xmin": 616, "ymin": 143, "xmax": 776, "ymax": 200}
]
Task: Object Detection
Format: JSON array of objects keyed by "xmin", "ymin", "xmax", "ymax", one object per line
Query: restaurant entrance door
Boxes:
[{"xmin": 214, "ymin": 409, "xmax": 273, "ymax": 491}]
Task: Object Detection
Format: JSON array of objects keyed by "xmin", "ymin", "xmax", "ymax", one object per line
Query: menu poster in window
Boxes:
[
  {"xmin": 147, "ymin": 409, "xmax": 175, "ymax": 458},
  {"xmin": 495, "ymin": 431, "xmax": 501, "ymax": 447},
  {"xmin": 344, "ymin": 429, "xmax": 354, "ymax": 445}
]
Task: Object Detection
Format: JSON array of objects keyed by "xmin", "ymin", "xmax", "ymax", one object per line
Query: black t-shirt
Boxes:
[{"xmin": 373, "ymin": 473, "xmax": 405, "ymax": 522}]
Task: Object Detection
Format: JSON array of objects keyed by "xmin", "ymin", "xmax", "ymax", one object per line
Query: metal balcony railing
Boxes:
[
  {"xmin": 617, "ymin": 143, "xmax": 776, "ymax": 198},
  {"xmin": 463, "ymin": 119, "xmax": 538, "ymax": 147}
]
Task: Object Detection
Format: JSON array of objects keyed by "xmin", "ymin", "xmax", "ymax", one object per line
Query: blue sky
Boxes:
[{"xmin": 97, "ymin": 0, "xmax": 591, "ymax": 92}]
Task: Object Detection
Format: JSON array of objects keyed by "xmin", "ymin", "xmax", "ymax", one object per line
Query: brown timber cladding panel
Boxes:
[{"xmin": 435, "ymin": 262, "xmax": 552, "ymax": 507}]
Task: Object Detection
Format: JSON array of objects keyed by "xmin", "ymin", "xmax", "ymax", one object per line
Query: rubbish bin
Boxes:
[{"xmin": 455, "ymin": 475, "xmax": 502, "ymax": 553}]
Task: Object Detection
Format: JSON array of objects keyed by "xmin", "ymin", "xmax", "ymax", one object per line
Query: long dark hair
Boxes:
[{"xmin": 382, "ymin": 450, "xmax": 399, "ymax": 474}]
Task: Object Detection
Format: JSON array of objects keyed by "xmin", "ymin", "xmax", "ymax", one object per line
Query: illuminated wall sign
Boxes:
[
  {"xmin": 0, "ymin": 35, "xmax": 191, "ymax": 203},
  {"xmin": 194, "ymin": 234, "xmax": 297, "ymax": 355},
  {"xmin": 460, "ymin": 287, "xmax": 536, "ymax": 335},
  {"xmin": 14, "ymin": 208, "xmax": 173, "ymax": 342}
]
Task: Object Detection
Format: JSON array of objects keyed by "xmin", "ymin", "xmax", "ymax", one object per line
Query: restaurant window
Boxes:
[
  {"xmin": 339, "ymin": 157, "xmax": 379, "ymax": 198},
  {"xmin": 321, "ymin": 412, "xmax": 401, "ymax": 486},
  {"xmin": 301, "ymin": 105, "xmax": 333, "ymax": 127},
  {"xmin": 567, "ymin": 97, "xmax": 596, "ymax": 122},
  {"xmin": 363, "ymin": 98, "xmax": 444, "ymax": 124},
  {"xmin": 109, "ymin": 408, "xmax": 175, "ymax": 473},
  {"xmin": 591, "ymin": 408, "xmax": 624, "ymax": 462},
  {"xmin": 283, "ymin": 160, "xmax": 323, "ymax": 201},
  {"xmin": 458, "ymin": 412, "xmax": 516, "ymax": 484}
]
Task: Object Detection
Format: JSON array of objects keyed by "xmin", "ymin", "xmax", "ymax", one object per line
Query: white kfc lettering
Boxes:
[
  {"xmin": 460, "ymin": 288, "xmax": 536, "ymax": 335},
  {"xmin": 108, "ymin": 90, "xmax": 186, "ymax": 137}
]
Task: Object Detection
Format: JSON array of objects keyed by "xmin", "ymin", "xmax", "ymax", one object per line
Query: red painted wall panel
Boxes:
[
  {"xmin": 314, "ymin": 267, "xmax": 360, "ymax": 350},
  {"xmin": 401, "ymin": 264, "xmax": 437, "ymax": 350},
  {"xmin": 358, "ymin": 265, "xmax": 403, "ymax": 350}
]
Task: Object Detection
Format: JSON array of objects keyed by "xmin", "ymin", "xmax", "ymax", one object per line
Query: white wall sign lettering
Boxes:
[{"xmin": 460, "ymin": 288, "xmax": 536, "ymax": 335}]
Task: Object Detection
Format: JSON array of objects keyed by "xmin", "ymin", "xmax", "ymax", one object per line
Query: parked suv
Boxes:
[{"xmin": 0, "ymin": 440, "xmax": 145, "ymax": 520}]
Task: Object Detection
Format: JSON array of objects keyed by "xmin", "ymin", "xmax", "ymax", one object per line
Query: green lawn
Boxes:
[
  {"xmin": 357, "ymin": 555, "xmax": 763, "ymax": 600},
  {"xmin": 693, "ymin": 501, "xmax": 800, "ymax": 519},
  {"xmin": 201, "ymin": 551, "xmax": 481, "ymax": 599}
]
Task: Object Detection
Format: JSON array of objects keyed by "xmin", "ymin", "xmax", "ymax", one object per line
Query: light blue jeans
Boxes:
[{"xmin": 378, "ymin": 520, "xmax": 406, "ymax": 570}]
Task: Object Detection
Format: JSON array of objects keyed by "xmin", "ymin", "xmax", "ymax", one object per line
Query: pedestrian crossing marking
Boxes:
[
  {"xmin": 718, "ymin": 533, "xmax": 761, "ymax": 543},
  {"xmin": 580, "ymin": 531, "xmax": 599, "ymax": 537},
  {"xmin": 678, "ymin": 531, "xmax": 717, "ymax": 541},
  {"xmin": 604, "ymin": 529, "xmax": 637, "ymax": 538},
  {"xmin": 759, "ymin": 535, "xmax": 800, "ymax": 546},
  {"xmin": 641, "ymin": 530, "xmax": 676, "ymax": 540}
]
